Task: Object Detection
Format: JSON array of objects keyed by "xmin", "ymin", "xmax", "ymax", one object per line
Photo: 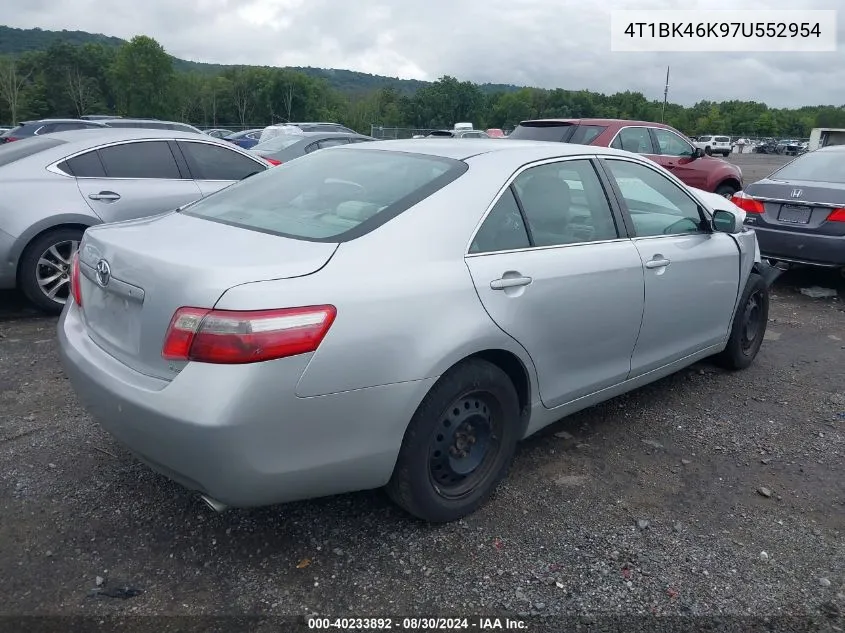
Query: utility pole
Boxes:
[{"xmin": 661, "ymin": 66, "xmax": 670, "ymax": 123}]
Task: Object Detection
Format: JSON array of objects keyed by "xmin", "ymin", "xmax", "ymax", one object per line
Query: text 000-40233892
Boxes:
[{"xmin": 609, "ymin": 9, "xmax": 836, "ymax": 52}]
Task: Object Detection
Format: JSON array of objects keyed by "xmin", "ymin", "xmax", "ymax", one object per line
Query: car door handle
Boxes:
[
  {"xmin": 645, "ymin": 257, "xmax": 671, "ymax": 269},
  {"xmin": 88, "ymin": 191, "xmax": 121, "ymax": 201},
  {"xmin": 490, "ymin": 276, "xmax": 533, "ymax": 290}
]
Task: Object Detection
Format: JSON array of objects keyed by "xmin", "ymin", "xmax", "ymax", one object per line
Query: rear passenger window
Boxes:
[
  {"xmin": 60, "ymin": 150, "xmax": 107, "ymax": 178},
  {"xmin": 470, "ymin": 188, "xmax": 530, "ymax": 254},
  {"xmin": 98, "ymin": 141, "xmax": 182, "ymax": 179},
  {"xmin": 178, "ymin": 141, "xmax": 264, "ymax": 181},
  {"xmin": 513, "ymin": 160, "xmax": 618, "ymax": 247},
  {"xmin": 611, "ymin": 128, "xmax": 653, "ymax": 154}
]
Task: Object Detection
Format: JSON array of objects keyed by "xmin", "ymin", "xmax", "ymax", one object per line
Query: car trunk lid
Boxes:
[
  {"xmin": 744, "ymin": 179, "xmax": 845, "ymax": 234},
  {"xmin": 76, "ymin": 212, "xmax": 338, "ymax": 380}
]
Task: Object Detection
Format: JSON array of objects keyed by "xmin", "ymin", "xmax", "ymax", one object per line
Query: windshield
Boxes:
[
  {"xmin": 253, "ymin": 135, "xmax": 307, "ymax": 151},
  {"xmin": 182, "ymin": 148, "xmax": 467, "ymax": 241},
  {"xmin": 770, "ymin": 151, "xmax": 845, "ymax": 183}
]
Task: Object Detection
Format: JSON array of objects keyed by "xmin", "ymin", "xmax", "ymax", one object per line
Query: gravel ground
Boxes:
[{"xmin": 1, "ymin": 154, "xmax": 844, "ymax": 632}]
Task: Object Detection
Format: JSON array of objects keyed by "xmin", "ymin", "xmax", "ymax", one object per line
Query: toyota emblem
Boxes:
[{"xmin": 95, "ymin": 259, "xmax": 111, "ymax": 287}]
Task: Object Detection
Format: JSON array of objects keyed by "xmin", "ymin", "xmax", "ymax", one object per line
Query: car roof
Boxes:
[
  {"xmin": 46, "ymin": 128, "xmax": 229, "ymax": 148},
  {"xmin": 20, "ymin": 118, "xmax": 107, "ymax": 125},
  {"xmin": 519, "ymin": 118, "xmax": 674, "ymax": 128},
  {"xmin": 340, "ymin": 138, "xmax": 642, "ymax": 161}
]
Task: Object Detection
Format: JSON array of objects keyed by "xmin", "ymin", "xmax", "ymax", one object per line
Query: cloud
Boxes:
[{"xmin": 1, "ymin": 0, "xmax": 841, "ymax": 107}]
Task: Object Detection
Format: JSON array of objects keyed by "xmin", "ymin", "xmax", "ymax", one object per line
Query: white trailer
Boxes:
[{"xmin": 808, "ymin": 127, "xmax": 845, "ymax": 151}]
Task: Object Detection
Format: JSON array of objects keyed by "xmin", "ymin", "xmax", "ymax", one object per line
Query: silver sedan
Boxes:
[
  {"xmin": 58, "ymin": 139, "xmax": 774, "ymax": 522},
  {"xmin": 0, "ymin": 129, "xmax": 269, "ymax": 313}
]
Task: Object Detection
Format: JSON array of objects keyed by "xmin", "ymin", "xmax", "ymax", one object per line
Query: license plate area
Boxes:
[
  {"xmin": 778, "ymin": 204, "xmax": 812, "ymax": 225},
  {"xmin": 81, "ymin": 278, "xmax": 144, "ymax": 356}
]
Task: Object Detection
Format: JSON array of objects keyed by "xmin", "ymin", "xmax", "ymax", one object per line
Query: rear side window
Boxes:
[
  {"xmin": 57, "ymin": 150, "xmax": 107, "ymax": 178},
  {"xmin": 0, "ymin": 136, "xmax": 66, "ymax": 167},
  {"xmin": 98, "ymin": 141, "xmax": 182, "ymax": 179},
  {"xmin": 182, "ymin": 148, "xmax": 467, "ymax": 241},
  {"xmin": 569, "ymin": 125, "xmax": 606, "ymax": 145},
  {"xmin": 52, "ymin": 122, "xmax": 91, "ymax": 132},
  {"xmin": 178, "ymin": 141, "xmax": 265, "ymax": 181},
  {"xmin": 611, "ymin": 128, "xmax": 654, "ymax": 153},
  {"xmin": 470, "ymin": 188, "xmax": 530, "ymax": 254}
]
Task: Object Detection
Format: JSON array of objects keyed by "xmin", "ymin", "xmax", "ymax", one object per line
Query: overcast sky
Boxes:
[{"xmin": 1, "ymin": 0, "xmax": 841, "ymax": 108}]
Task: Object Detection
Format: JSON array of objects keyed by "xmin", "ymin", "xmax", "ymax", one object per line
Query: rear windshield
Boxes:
[
  {"xmin": 770, "ymin": 151, "xmax": 845, "ymax": 183},
  {"xmin": 253, "ymin": 135, "xmax": 306, "ymax": 151},
  {"xmin": 714, "ymin": 136, "xmax": 730, "ymax": 142},
  {"xmin": 509, "ymin": 122, "xmax": 606, "ymax": 144},
  {"xmin": 182, "ymin": 148, "xmax": 467, "ymax": 241},
  {"xmin": 2, "ymin": 124, "xmax": 36, "ymax": 139},
  {"xmin": 0, "ymin": 136, "xmax": 66, "ymax": 167}
]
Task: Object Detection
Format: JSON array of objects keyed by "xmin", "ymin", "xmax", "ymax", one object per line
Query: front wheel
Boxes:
[
  {"xmin": 715, "ymin": 183, "xmax": 739, "ymax": 198},
  {"xmin": 704, "ymin": 146, "xmax": 713, "ymax": 156},
  {"xmin": 386, "ymin": 359, "xmax": 521, "ymax": 522},
  {"xmin": 715, "ymin": 272, "xmax": 769, "ymax": 370}
]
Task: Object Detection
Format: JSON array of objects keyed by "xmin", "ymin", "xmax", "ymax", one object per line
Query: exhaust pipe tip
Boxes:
[{"xmin": 200, "ymin": 494, "xmax": 229, "ymax": 513}]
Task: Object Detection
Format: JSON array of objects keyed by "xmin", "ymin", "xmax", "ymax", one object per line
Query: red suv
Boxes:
[{"xmin": 508, "ymin": 119, "xmax": 743, "ymax": 197}]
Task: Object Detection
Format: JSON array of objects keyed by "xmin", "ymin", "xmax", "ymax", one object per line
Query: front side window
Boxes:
[
  {"xmin": 97, "ymin": 141, "xmax": 182, "ymax": 179},
  {"xmin": 604, "ymin": 159, "xmax": 704, "ymax": 237},
  {"xmin": 652, "ymin": 128, "xmax": 695, "ymax": 157},
  {"xmin": 611, "ymin": 127, "xmax": 654, "ymax": 154},
  {"xmin": 511, "ymin": 160, "xmax": 618, "ymax": 247},
  {"xmin": 182, "ymin": 148, "xmax": 466, "ymax": 241}
]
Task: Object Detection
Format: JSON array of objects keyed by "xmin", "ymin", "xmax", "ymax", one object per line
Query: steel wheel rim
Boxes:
[
  {"xmin": 36, "ymin": 239, "xmax": 79, "ymax": 304},
  {"xmin": 428, "ymin": 392, "xmax": 503, "ymax": 499},
  {"xmin": 741, "ymin": 290, "xmax": 762, "ymax": 352}
]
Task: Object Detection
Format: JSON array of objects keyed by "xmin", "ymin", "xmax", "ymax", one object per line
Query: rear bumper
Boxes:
[
  {"xmin": 58, "ymin": 302, "xmax": 435, "ymax": 507},
  {"xmin": 751, "ymin": 225, "xmax": 845, "ymax": 267}
]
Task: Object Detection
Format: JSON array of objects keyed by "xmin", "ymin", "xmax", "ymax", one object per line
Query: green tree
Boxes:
[{"xmin": 111, "ymin": 35, "xmax": 174, "ymax": 117}]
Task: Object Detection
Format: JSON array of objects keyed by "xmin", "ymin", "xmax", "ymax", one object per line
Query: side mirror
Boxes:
[
  {"xmin": 712, "ymin": 209, "xmax": 738, "ymax": 233},
  {"xmin": 691, "ymin": 147, "xmax": 704, "ymax": 159}
]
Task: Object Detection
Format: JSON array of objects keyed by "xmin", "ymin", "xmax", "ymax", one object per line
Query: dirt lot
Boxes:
[{"xmin": 1, "ymin": 153, "xmax": 844, "ymax": 630}]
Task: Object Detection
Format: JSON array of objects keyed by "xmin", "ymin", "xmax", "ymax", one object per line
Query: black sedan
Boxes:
[
  {"xmin": 249, "ymin": 131, "xmax": 374, "ymax": 165},
  {"xmin": 730, "ymin": 145, "xmax": 845, "ymax": 272}
]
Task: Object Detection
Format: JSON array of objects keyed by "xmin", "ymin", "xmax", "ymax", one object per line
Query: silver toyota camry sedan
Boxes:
[{"xmin": 58, "ymin": 139, "xmax": 774, "ymax": 522}]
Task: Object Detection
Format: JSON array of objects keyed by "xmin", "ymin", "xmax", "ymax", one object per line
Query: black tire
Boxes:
[
  {"xmin": 18, "ymin": 227, "xmax": 84, "ymax": 315},
  {"xmin": 715, "ymin": 272, "xmax": 769, "ymax": 370},
  {"xmin": 715, "ymin": 183, "xmax": 739, "ymax": 198},
  {"xmin": 704, "ymin": 146, "xmax": 713, "ymax": 156},
  {"xmin": 386, "ymin": 359, "xmax": 521, "ymax": 522}
]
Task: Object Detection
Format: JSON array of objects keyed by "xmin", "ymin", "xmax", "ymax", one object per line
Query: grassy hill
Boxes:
[{"xmin": 0, "ymin": 25, "xmax": 519, "ymax": 96}]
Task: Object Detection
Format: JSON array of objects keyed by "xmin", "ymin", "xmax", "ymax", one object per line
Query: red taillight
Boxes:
[
  {"xmin": 263, "ymin": 157, "xmax": 282, "ymax": 166},
  {"xmin": 70, "ymin": 252, "xmax": 83, "ymax": 307},
  {"xmin": 729, "ymin": 191, "xmax": 764, "ymax": 213},
  {"xmin": 161, "ymin": 305, "xmax": 336, "ymax": 364},
  {"xmin": 826, "ymin": 208, "xmax": 845, "ymax": 222},
  {"xmin": 4, "ymin": 137, "xmax": 19, "ymax": 143}
]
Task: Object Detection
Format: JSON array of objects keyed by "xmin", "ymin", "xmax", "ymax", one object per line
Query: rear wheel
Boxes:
[
  {"xmin": 715, "ymin": 272, "xmax": 769, "ymax": 370},
  {"xmin": 18, "ymin": 228, "xmax": 84, "ymax": 315},
  {"xmin": 386, "ymin": 359, "xmax": 521, "ymax": 522}
]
